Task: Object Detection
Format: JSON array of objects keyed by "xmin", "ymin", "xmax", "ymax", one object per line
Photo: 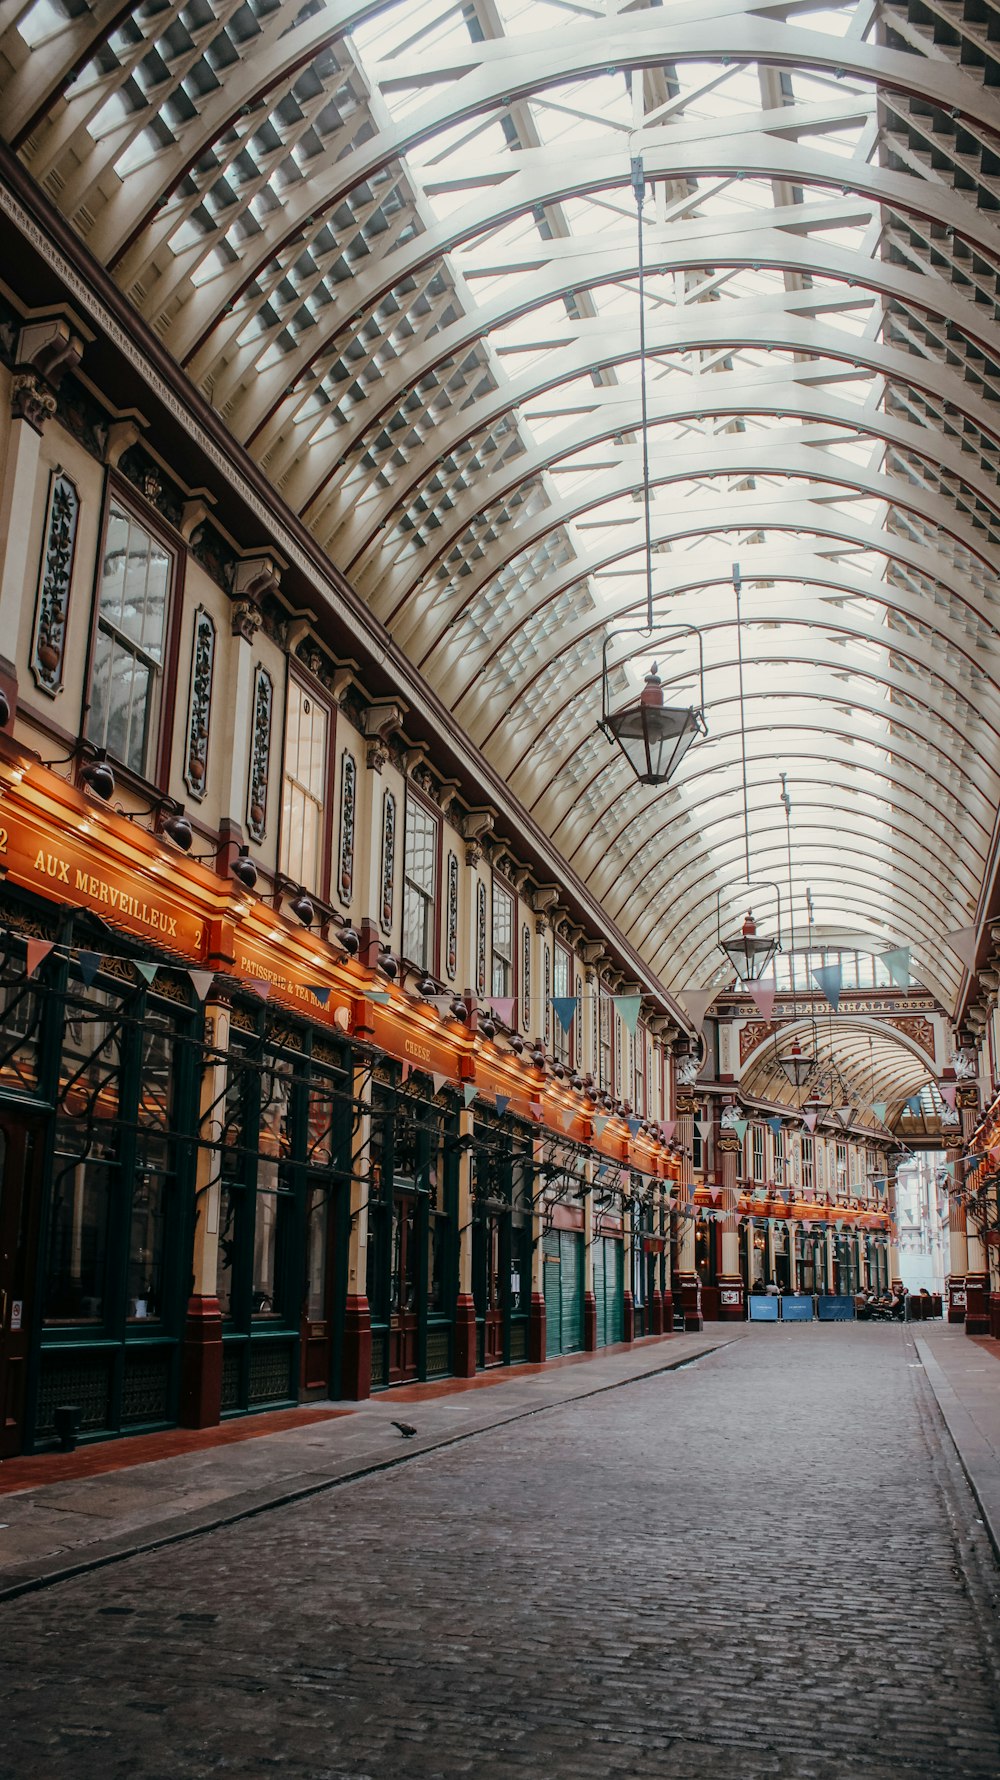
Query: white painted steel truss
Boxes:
[{"xmin": 5, "ymin": 0, "xmax": 1000, "ymax": 1038}]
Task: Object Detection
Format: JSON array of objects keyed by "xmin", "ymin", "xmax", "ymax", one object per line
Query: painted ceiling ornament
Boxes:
[{"xmin": 952, "ymin": 1046, "xmax": 979, "ymax": 1080}]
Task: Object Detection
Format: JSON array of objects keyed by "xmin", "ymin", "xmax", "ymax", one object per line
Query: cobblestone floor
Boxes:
[{"xmin": 2, "ymin": 1325, "xmax": 999, "ymax": 1780}]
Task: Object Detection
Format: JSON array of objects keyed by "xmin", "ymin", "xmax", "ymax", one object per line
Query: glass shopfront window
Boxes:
[{"xmin": 367, "ymin": 1074, "xmax": 456, "ymax": 1385}]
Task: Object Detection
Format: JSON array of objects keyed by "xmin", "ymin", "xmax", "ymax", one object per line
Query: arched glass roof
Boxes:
[{"xmin": 5, "ymin": 0, "xmax": 1000, "ymax": 1018}]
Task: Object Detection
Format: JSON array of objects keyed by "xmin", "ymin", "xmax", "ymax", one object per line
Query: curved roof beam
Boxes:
[
  {"xmin": 471, "ymin": 554, "xmax": 1000, "ymax": 756},
  {"xmin": 140, "ymin": 16, "xmax": 1000, "ymax": 365},
  {"xmin": 338, "ymin": 381, "xmax": 1000, "ymax": 582},
  {"xmin": 383, "ymin": 456, "xmax": 999, "ymax": 676}
]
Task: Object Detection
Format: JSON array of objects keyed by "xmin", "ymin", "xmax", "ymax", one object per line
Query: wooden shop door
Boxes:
[
  {"xmin": 388, "ymin": 1190, "xmax": 420, "ymax": 1384},
  {"xmin": 0, "ymin": 1114, "xmax": 42, "ymax": 1458}
]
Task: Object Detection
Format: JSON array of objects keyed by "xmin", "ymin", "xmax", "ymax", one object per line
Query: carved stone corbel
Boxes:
[
  {"xmin": 460, "ymin": 806, "xmax": 495, "ymax": 866},
  {"xmin": 361, "ymin": 698, "xmax": 406, "ymax": 773},
  {"xmin": 229, "ymin": 553, "xmax": 282, "ymax": 640}
]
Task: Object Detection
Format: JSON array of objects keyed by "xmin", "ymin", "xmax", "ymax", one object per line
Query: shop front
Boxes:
[
  {"xmin": 366, "ymin": 1071, "xmax": 458, "ymax": 1389},
  {"xmin": 471, "ymin": 1109, "xmax": 532, "ymax": 1369},
  {"xmin": 543, "ymin": 1212, "xmax": 585, "ymax": 1357},
  {"xmin": 592, "ymin": 1230, "xmax": 624, "ymax": 1347}
]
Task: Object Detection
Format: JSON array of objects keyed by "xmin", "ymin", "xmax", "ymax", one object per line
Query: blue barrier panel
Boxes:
[
  {"xmin": 748, "ymin": 1297, "xmax": 779, "ymax": 1321},
  {"xmin": 817, "ymin": 1294, "xmax": 855, "ymax": 1321},
  {"xmin": 781, "ymin": 1296, "xmax": 813, "ymax": 1321}
]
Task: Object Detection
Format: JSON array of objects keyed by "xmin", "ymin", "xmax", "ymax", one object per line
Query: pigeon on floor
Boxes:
[{"xmin": 391, "ymin": 1420, "xmax": 418, "ymax": 1438}]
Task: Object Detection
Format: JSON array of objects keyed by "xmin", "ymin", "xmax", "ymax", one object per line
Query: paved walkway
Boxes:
[
  {"xmin": 2, "ymin": 1323, "xmax": 1000, "ymax": 1779},
  {"xmin": 0, "ymin": 1330, "xmax": 736, "ymax": 1599}
]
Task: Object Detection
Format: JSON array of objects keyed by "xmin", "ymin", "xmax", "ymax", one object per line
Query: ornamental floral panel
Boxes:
[
  {"xmin": 521, "ymin": 924, "xmax": 530, "ymax": 1030},
  {"xmin": 543, "ymin": 943, "xmax": 551, "ymax": 1047},
  {"xmin": 446, "ymin": 852, "xmax": 459, "ymax": 979},
  {"xmin": 337, "ymin": 751, "xmax": 357, "ymax": 905},
  {"xmin": 476, "ymin": 879, "xmax": 487, "ymax": 1000},
  {"xmin": 246, "ymin": 665, "xmax": 273, "ymax": 843},
  {"xmin": 380, "ymin": 789, "xmax": 396, "ymax": 934},
  {"xmin": 30, "ymin": 469, "xmax": 79, "ymax": 696},
  {"xmin": 183, "ymin": 608, "xmax": 215, "ymax": 800},
  {"xmin": 576, "ymin": 973, "xmax": 584, "ymax": 1068}
]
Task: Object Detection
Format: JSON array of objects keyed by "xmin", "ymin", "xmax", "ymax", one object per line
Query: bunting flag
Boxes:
[
  {"xmin": 904, "ymin": 1094, "xmax": 922, "ymax": 1116},
  {"xmin": 767, "ymin": 1116, "xmax": 784, "ymax": 1138},
  {"xmin": 368, "ymin": 990, "xmax": 392, "ymax": 1005},
  {"xmin": 944, "ymin": 925, "xmax": 980, "ymax": 971},
  {"xmin": 490, "ymin": 996, "xmax": 516, "ymax": 1026},
  {"xmin": 244, "ymin": 978, "xmax": 271, "ymax": 999},
  {"xmin": 802, "ymin": 1110, "xmax": 818, "ymax": 1132},
  {"xmin": 77, "ymin": 949, "xmax": 101, "ymax": 986},
  {"xmin": 309, "ymin": 985, "xmax": 332, "ymax": 1008},
  {"xmin": 678, "ymin": 987, "xmax": 717, "ymax": 1028},
  {"xmin": 495, "ymin": 1096, "xmax": 510, "ymax": 1117},
  {"xmin": 400, "ymin": 1060, "xmax": 412, "ymax": 1083},
  {"xmin": 432, "ymin": 1072, "xmax": 450, "ymax": 1097},
  {"xmin": 696, "ymin": 1119, "xmax": 713, "ymax": 1142},
  {"xmin": 990, "ymin": 1146, "xmax": 1000, "ymax": 1166},
  {"xmin": 530, "ymin": 1101, "xmax": 544, "ymax": 1122},
  {"xmin": 659, "ymin": 1119, "xmax": 676, "ymax": 1143},
  {"xmin": 612, "ymin": 994, "xmax": 642, "ymax": 1035},
  {"xmin": 811, "ymin": 963, "xmax": 842, "ymax": 1012},
  {"xmin": 559, "ymin": 1108, "xmax": 575, "ymax": 1132},
  {"xmin": 592, "ymin": 1114, "xmax": 609, "ymax": 1138},
  {"xmin": 463, "ymin": 1083, "xmax": 477, "ymax": 1108},
  {"xmin": 134, "ymin": 961, "xmax": 159, "ymax": 985},
  {"xmin": 835, "ymin": 1105, "xmax": 853, "ymax": 1127},
  {"xmin": 626, "ymin": 1116, "xmax": 641, "ymax": 1137},
  {"xmin": 940, "ymin": 1084, "xmax": 958, "ymax": 1110},
  {"xmin": 731, "ymin": 1118, "xmax": 748, "ymax": 1142},
  {"xmin": 25, "ymin": 938, "xmax": 55, "ymax": 977},
  {"xmin": 873, "ymin": 1102, "xmax": 888, "ymax": 1125},
  {"xmin": 551, "ymin": 996, "xmax": 576, "ymax": 1034},
  {"xmin": 188, "ymin": 969, "xmax": 215, "ymax": 1001},
  {"xmin": 879, "ymin": 946, "xmax": 911, "ymax": 988},
  {"xmin": 749, "ymin": 978, "xmax": 777, "ymax": 1022}
]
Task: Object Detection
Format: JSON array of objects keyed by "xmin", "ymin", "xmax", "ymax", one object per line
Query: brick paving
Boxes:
[{"xmin": 1, "ymin": 1325, "xmax": 999, "ymax": 1780}]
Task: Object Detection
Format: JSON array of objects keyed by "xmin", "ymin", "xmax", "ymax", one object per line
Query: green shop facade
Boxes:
[{"xmin": 0, "ymin": 885, "xmax": 657, "ymax": 1456}]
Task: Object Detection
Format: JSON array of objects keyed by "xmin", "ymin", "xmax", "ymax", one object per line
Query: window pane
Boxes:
[
  {"xmin": 217, "ymin": 1183, "xmax": 238, "ymax": 1320},
  {"xmin": 306, "ymin": 1187, "xmax": 329, "ymax": 1319},
  {"xmin": 43, "ymin": 1158, "xmax": 113, "ymax": 1323},
  {"xmin": 404, "ymin": 800, "xmax": 436, "ymax": 893},
  {"xmin": 127, "ymin": 1167, "xmax": 167, "ymax": 1320},
  {"xmin": 280, "ymin": 682, "xmax": 328, "ymax": 889}
]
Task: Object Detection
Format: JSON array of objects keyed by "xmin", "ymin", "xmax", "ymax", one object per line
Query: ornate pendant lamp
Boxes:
[
  {"xmin": 779, "ymin": 1036, "xmax": 815, "ymax": 1090},
  {"xmin": 597, "ymin": 156, "xmax": 707, "ymax": 788}
]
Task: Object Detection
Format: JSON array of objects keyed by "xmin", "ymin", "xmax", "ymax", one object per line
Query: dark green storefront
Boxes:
[{"xmin": 543, "ymin": 1227, "xmax": 584, "ymax": 1357}]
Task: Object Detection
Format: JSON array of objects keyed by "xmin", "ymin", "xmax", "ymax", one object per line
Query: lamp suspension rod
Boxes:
[
  {"xmin": 780, "ymin": 772, "xmax": 795, "ymax": 1015},
  {"xmin": 632, "ymin": 155, "xmax": 654, "ymax": 634},
  {"xmin": 734, "ymin": 564, "xmax": 751, "ymax": 882}
]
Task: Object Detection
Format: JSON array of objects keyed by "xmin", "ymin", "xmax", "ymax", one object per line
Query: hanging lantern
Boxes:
[
  {"xmin": 603, "ymin": 664, "xmax": 706, "ymax": 787},
  {"xmin": 720, "ymin": 909, "xmax": 779, "ymax": 983},
  {"xmin": 778, "ymin": 1036, "xmax": 815, "ymax": 1089}
]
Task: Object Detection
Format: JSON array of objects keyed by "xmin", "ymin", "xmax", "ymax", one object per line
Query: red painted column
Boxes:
[
  {"xmin": 179, "ymin": 1295, "xmax": 223, "ymax": 1428},
  {"xmin": 453, "ymin": 1294, "xmax": 478, "ymax": 1376},
  {"xmin": 528, "ymin": 1291, "xmax": 546, "ymax": 1362},
  {"xmin": 341, "ymin": 1293, "xmax": 372, "ymax": 1400}
]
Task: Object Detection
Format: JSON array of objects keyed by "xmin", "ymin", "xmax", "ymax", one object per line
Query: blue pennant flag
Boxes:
[
  {"xmin": 495, "ymin": 1096, "xmax": 510, "ymax": 1117},
  {"xmin": 77, "ymin": 949, "xmax": 101, "ymax": 986},
  {"xmin": 612, "ymin": 994, "xmax": 642, "ymax": 1035},
  {"xmin": 550, "ymin": 996, "xmax": 576, "ymax": 1034},
  {"xmin": 310, "ymin": 986, "xmax": 332, "ymax": 1007},
  {"xmin": 811, "ymin": 963, "xmax": 842, "ymax": 1012},
  {"xmin": 767, "ymin": 1116, "xmax": 784, "ymax": 1137}
]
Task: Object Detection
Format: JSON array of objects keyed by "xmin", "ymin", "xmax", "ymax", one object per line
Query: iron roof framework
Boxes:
[{"xmin": 4, "ymin": 0, "xmax": 1000, "ymax": 1079}]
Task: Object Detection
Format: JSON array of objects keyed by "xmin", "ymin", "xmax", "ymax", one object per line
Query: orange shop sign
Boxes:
[{"xmin": 2, "ymin": 811, "xmax": 208, "ymax": 958}]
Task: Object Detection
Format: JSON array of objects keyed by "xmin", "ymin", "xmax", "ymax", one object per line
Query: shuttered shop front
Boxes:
[
  {"xmin": 592, "ymin": 1236, "xmax": 624, "ymax": 1347},
  {"xmin": 543, "ymin": 1229, "xmax": 584, "ymax": 1356}
]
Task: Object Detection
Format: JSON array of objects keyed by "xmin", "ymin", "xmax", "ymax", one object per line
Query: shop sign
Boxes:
[
  {"xmin": 3, "ymin": 811, "xmax": 207, "ymax": 956},
  {"xmin": 370, "ymin": 1003, "xmax": 464, "ymax": 1081},
  {"xmin": 235, "ymin": 936, "xmax": 352, "ymax": 1030}
]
